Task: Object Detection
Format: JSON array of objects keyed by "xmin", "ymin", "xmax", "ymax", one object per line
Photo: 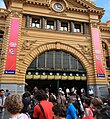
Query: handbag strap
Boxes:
[
  {"xmin": 38, "ymin": 103, "xmax": 46, "ymax": 119},
  {"xmin": 85, "ymin": 108, "xmax": 93, "ymax": 117}
]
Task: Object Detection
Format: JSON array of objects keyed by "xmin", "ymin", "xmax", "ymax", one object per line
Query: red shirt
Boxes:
[{"xmin": 33, "ymin": 100, "xmax": 53, "ymax": 119}]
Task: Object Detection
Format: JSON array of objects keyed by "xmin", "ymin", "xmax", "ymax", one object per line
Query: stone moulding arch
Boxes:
[{"xmin": 19, "ymin": 42, "xmax": 92, "ymax": 81}]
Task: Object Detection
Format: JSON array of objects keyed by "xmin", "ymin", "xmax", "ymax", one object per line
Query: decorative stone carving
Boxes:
[
  {"xmin": 22, "ymin": 40, "xmax": 36, "ymax": 50},
  {"xmin": 49, "ymin": 10, "xmax": 67, "ymax": 16},
  {"xmin": 107, "ymin": 39, "xmax": 110, "ymax": 44},
  {"xmin": 0, "ymin": 26, "xmax": 5, "ymax": 31},
  {"xmin": 11, "ymin": 10, "xmax": 22, "ymax": 18},
  {"xmin": 78, "ymin": 44, "xmax": 91, "ymax": 56},
  {"xmin": 91, "ymin": 22, "xmax": 98, "ymax": 28}
]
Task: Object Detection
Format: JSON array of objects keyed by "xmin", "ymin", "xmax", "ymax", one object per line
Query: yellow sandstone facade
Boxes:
[{"xmin": 0, "ymin": 0, "xmax": 110, "ymax": 97}]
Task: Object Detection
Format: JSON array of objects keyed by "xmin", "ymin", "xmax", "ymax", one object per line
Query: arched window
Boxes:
[
  {"xmin": 28, "ymin": 50, "xmax": 85, "ymax": 71},
  {"xmin": 102, "ymin": 41, "xmax": 110, "ymax": 68}
]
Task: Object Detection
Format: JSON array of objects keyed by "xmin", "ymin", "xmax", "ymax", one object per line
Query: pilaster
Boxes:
[{"xmin": 0, "ymin": 3, "xmax": 24, "ymax": 93}]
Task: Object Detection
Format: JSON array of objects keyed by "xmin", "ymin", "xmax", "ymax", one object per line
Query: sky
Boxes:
[{"xmin": 0, "ymin": 0, "xmax": 110, "ymax": 22}]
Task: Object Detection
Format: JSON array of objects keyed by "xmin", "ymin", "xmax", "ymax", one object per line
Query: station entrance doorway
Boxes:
[
  {"xmin": 25, "ymin": 50, "xmax": 87, "ymax": 95},
  {"xmin": 26, "ymin": 79, "xmax": 87, "ymax": 95}
]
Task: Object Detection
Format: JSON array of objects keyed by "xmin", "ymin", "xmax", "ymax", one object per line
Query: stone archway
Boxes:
[{"xmin": 18, "ymin": 42, "xmax": 94, "ymax": 84}]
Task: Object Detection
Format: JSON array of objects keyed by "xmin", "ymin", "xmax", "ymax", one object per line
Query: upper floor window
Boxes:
[
  {"xmin": 102, "ymin": 42, "xmax": 107, "ymax": 50},
  {"xmin": 0, "ymin": 36, "xmax": 3, "ymax": 41},
  {"xmin": 46, "ymin": 20, "xmax": 54, "ymax": 30},
  {"xmin": 0, "ymin": 49, "xmax": 1, "ymax": 55},
  {"xmin": 27, "ymin": 15, "xmax": 87, "ymax": 35},
  {"xmin": 0, "ymin": 30, "xmax": 4, "ymax": 41},
  {"xmin": 32, "ymin": 18, "xmax": 40, "ymax": 28},
  {"xmin": 61, "ymin": 22, "xmax": 68, "ymax": 31},
  {"xmin": 102, "ymin": 41, "xmax": 108, "ymax": 56},
  {"xmin": 74, "ymin": 23, "xmax": 81, "ymax": 32},
  {"xmin": 106, "ymin": 57, "xmax": 110, "ymax": 68}
]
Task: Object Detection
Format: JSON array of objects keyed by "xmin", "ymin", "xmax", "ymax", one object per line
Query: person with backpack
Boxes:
[
  {"xmin": 33, "ymin": 89, "xmax": 53, "ymax": 119},
  {"xmin": 82, "ymin": 98, "xmax": 94, "ymax": 119},
  {"xmin": 91, "ymin": 97, "xmax": 110, "ymax": 119}
]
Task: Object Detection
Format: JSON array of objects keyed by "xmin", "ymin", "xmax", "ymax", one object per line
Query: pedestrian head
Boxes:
[
  {"xmin": 52, "ymin": 104, "xmax": 66, "ymax": 119},
  {"xmin": 68, "ymin": 95, "xmax": 77, "ymax": 103},
  {"xmin": 83, "ymin": 98, "xmax": 91, "ymax": 108},
  {"xmin": 0, "ymin": 89, "xmax": 5, "ymax": 96},
  {"xmin": 91, "ymin": 97, "xmax": 103, "ymax": 109},
  {"xmin": 45, "ymin": 88, "xmax": 49, "ymax": 93},
  {"xmin": 22, "ymin": 91, "xmax": 30, "ymax": 99},
  {"xmin": 5, "ymin": 94, "xmax": 23, "ymax": 114},
  {"xmin": 35, "ymin": 89, "xmax": 47, "ymax": 101}
]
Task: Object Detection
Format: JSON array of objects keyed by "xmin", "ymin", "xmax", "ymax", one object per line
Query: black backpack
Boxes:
[{"xmin": 95, "ymin": 106, "xmax": 110, "ymax": 119}]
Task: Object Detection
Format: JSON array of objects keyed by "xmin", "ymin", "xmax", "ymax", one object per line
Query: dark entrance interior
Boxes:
[
  {"xmin": 26, "ymin": 50, "xmax": 87, "ymax": 95},
  {"xmin": 26, "ymin": 79, "xmax": 87, "ymax": 95}
]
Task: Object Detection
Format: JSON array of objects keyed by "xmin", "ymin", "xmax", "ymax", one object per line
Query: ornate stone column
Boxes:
[
  {"xmin": 88, "ymin": 22, "xmax": 109, "ymax": 98},
  {"xmin": 56, "ymin": 19, "xmax": 60, "ymax": 31},
  {"xmin": 26, "ymin": 15, "xmax": 30, "ymax": 28},
  {"xmin": 108, "ymin": 50, "xmax": 110, "ymax": 67},
  {"xmin": 0, "ymin": 10, "xmax": 25, "ymax": 94},
  {"xmin": 70, "ymin": 20, "xmax": 74, "ymax": 33},
  {"xmin": 83, "ymin": 22, "xmax": 86, "ymax": 34},
  {"xmin": 41, "ymin": 16, "xmax": 45, "ymax": 30}
]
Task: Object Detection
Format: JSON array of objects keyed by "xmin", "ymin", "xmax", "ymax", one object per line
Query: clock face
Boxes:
[{"xmin": 54, "ymin": 3, "xmax": 63, "ymax": 11}]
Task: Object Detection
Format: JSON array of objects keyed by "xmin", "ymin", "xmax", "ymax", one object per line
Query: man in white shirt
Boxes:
[
  {"xmin": 0, "ymin": 89, "xmax": 6, "ymax": 119},
  {"xmin": 88, "ymin": 89, "xmax": 94, "ymax": 97}
]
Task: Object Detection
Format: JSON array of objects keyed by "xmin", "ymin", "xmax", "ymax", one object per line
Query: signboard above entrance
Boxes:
[{"xmin": 25, "ymin": 71, "xmax": 87, "ymax": 80}]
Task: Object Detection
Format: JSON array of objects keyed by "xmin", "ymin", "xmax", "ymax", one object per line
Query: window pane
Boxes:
[
  {"xmin": 46, "ymin": 51, "xmax": 54, "ymax": 68},
  {"xmin": 63, "ymin": 52, "xmax": 69, "ymax": 69},
  {"xmin": 61, "ymin": 22, "xmax": 68, "ymax": 31},
  {"xmin": 47, "ymin": 20, "xmax": 54, "ymax": 25},
  {"xmin": 0, "ymin": 49, "xmax": 2, "ymax": 56},
  {"xmin": 32, "ymin": 18, "xmax": 40, "ymax": 28},
  {"xmin": 106, "ymin": 57, "xmax": 110, "ymax": 67},
  {"xmin": 28, "ymin": 58, "xmax": 36, "ymax": 70},
  {"xmin": 74, "ymin": 24, "xmax": 81, "ymax": 32},
  {"xmin": 38, "ymin": 53, "xmax": 45, "ymax": 68},
  {"xmin": 47, "ymin": 25, "xmax": 54, "ymax": 29},
  {"xmin": 70, "ymin": 55, "xmax": 77, "ymax": 70},
  {"xmin": 78, "ymin": 61, "xmax": 84, "ymax": 71},
  {"xmin": 61, "ymin": 22, "xmax": 68, "ymax": 27},
  {"xmin": 0, "ymin": 37, "xmax": 3, "ymax": 41},
  {"xmin": 47, "ymin": 20, "xmax": 54, "ymax": 29},
  {"xmin": 0, "ymin": 30, "xmax": 4, "ymax": 41},
  {"xmin": 55, "ymin": 51, "xmax": 61, "ymax": 69}
]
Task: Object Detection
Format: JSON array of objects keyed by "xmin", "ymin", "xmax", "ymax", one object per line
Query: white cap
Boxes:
[
  {"xmin": 59, "ymin": 88, "xmax": 62, "ymax": 91},
  {"xmin": 71, "ymin": 87, "xmax": 75, "ymax": 92},
  {"xmin": 66, "ymin": 88, "xmax": 70, "ymax": 93}
]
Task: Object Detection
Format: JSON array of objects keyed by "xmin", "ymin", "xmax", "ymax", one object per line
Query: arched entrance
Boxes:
[{"xmin": 25, "ymin": 50, "xmax": 87, "ymax": 95}]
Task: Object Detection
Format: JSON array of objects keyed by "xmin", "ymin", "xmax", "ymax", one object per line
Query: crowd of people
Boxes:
[{"xmin": 0, "ymin": 87, "xmax": 110, "ymax": 119}]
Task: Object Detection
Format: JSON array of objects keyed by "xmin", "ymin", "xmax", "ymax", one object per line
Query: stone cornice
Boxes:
[
  {"xmin": 23, "ymin": 0, "xmax": 104, "ymax": 16},
  {"xmin": 3, "ymin": 0, "xmax": 104, "ymax": 17},
  {"xmin": 25, "ymin": 0, "xmax": 49, "ymax": 7},
  {"xmin": 100, "ymin": 26, "xmax": 110, "ymax": 32}
]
